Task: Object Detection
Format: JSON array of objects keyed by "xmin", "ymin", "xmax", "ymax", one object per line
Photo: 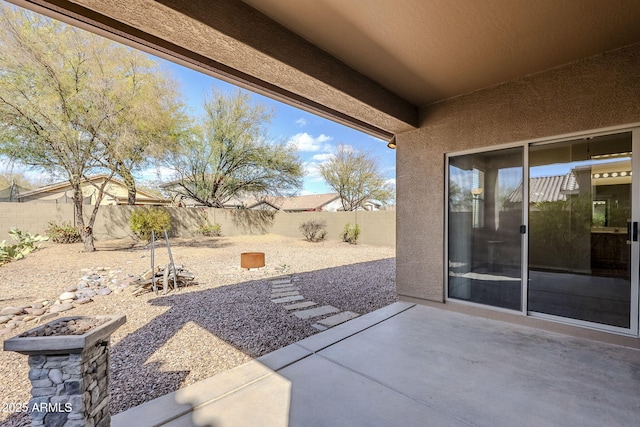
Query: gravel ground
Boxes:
[{"xmin": 0, "ymin": 234, "xmax": 395, "ymax": 426}]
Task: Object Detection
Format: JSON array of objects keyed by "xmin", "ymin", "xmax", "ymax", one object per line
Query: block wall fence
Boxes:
[{"xmin": 0, "ymin": 203, "xmax": 395, "ymax": 247}]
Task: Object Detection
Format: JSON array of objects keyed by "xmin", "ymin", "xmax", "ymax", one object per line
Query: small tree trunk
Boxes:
[
  {"xmin": 127, "ymin": 188, "xmax": 136, "ymax": 206},
  {"xmin": 120, "ymin": 168, "xmax": 137, "ymax": 205},
  {"xmin": 72, "ymin": 181, "xmax": 96, "ymax": 252},
  {"xmin": 82, "ymin": 227, "xmax": 95, "ymax": 252}
]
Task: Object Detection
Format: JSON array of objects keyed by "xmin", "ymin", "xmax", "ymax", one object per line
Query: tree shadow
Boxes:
[
  {"xmin": 231, "ymin": 209, "xmax": 276, "ymax": 234},
  {"xmin": 107, "ymin": 258, "xmax": 395, "ymax": 417}
]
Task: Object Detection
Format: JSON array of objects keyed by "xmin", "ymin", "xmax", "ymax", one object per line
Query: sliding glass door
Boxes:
[
  {"xmin": 528, "ymin": 133, "xmax": 634, "ymax": 329},
  {"xmin": 447, "ymin": 129, "xmax": 639, "ymax": 334},
  {"xmin": 448, "ymin": 147, "xmax": 523, "ymax": 310}
]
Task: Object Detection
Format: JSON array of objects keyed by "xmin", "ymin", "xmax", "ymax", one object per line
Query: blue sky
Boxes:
[
  {"xmin": 0, "ymin": 0, "xmax": 396, "ymax": 195},
  {"xmin": 142, "ymin": 58, "xmax": 397, "ymax": 196}
]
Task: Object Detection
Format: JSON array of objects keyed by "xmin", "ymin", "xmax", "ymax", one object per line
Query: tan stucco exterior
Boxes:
[
  {"xmin": 396, "ymin": 43, "xmax": 640, "ymax": 303},
  {"xmin": 7, "ymin": 0, "xmax": 640, "ymax": 340}
]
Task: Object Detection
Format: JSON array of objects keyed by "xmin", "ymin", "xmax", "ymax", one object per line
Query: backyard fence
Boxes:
[{"xmin": 0, "ymin": 203, "xmax": 395, "ymax": 247}]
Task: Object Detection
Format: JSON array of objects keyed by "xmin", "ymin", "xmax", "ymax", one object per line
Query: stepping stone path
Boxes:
[
  {"xmin": 268, "ymin": 275, "xmax": 360, "ymax": 330},
  {"xmin": 0, "ymin": 267, "xmax": 138, "ymax": 337}
]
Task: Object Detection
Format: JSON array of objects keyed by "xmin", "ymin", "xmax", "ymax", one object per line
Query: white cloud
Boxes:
[
  {"xmin": 385, "ymin": 178, "xmax": 396, "ymax": 186},
  {"xmin": 295, "ymin": 118, "xmax": 308, "ymax": 127},
  {"xmin": 303, "ymin": 161, "xmax": 329, "ymax": 183},
  {"xmin": 312, "ymin": 153, "xmax": 334, "ymax": 162},
  {"xmin": 288, "ymin": 132, "xmax": 333, "ymax": 152},
  {"xmin": 136, "ymin": 166, "xmax": 176, "ymax": 182}
]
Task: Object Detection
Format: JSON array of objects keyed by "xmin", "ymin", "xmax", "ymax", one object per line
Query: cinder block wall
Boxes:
[
  {"xmin": 0, "ymin": 203, "xmax": 73, "ymax": 236},
  {"xmin": 396, "ymin": 43, "xmax": 640, "ymax": 303},
  {"xmin": 0, "ymin": 204, "xmax": 395, "ymax": 247}
]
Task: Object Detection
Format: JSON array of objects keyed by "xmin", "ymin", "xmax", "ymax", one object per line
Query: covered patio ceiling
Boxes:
[{"xmin": 10, "ymin": 0, "xmax": 640, "ymax": 140}]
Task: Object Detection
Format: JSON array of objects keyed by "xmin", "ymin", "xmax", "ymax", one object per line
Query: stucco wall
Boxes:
[
  {"xmin": 396, "ymin": 43, "xmax": 640, "ymax": 303},
  {"xmin": 0, "ymin": 204, "xmax": 395, "ymax": 247}
]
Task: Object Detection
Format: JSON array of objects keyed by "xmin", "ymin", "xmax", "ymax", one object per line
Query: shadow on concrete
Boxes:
[
  {"xmin": 107, "ymin": 258, "xmax": 395, "ymax": 418},
  {"xmin": 113, "ymin": 302, "xmax": 640, "ymax": 427}
]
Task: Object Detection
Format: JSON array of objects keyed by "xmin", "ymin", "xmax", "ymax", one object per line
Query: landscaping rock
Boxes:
[
  {"xmin": 96, "ymin": 288, "xmax": 111, "ymax": 296},
  {"xmin": 49, "ymin": 303, "xmax": 73, "ymax": 314},
  {"xmin": 63, "ymin": 284, "xmax": 78, "ymax": 292},
  {"xmin": 0, "ymin": 315, "xmax": 10, "ymax": 324},
  {"xmin": 31, "ymin": 302, "xmax": 44, "ymax": 309},
  {"xmin": 1, "ymin": 306, "xmax": 23, "ymax": 316},
  {"xmin": 59, "ymin": 291, "xmax": 76, "ymax": 301},
  {"xmin": 37, "ymin": 313, "xmax": 59, "ymax": 323},
  {"xmin": 74, "ymin": 298, "xmax": 92, "ymax": 305},
  {"xmin": 31, "ymin": 308, "xmax": 46, "ymax": 316},
  {"xmin": 77, "ymin": 289, "xmax": 97, "ymax": 298}
]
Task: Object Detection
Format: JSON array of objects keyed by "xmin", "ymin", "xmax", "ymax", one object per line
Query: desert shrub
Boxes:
[
  {"xmin": 130, "ymin": 208, "xmax": 172, "ymax": 241},
  {"xmin": 0, "ymin": 228, "xmax": 48, "ymax": 265},
  {"xmin": 341, "ymin": 223, "xmax": 360, "ymax": 245},
  {"xmin": 197, "ymin": 222, "xmax": 222, "ymax": 237},
  {"xmin": 45, "ymin": 221, "xmax": 82, "ymax": 243},
  {"xmin": 299, "ymin": 219, "xmax": 327, "ymax": 242}
]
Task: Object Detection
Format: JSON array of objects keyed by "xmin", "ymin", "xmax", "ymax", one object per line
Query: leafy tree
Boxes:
[
  {"xmin": 319, "ymin": 144, "xmax": 393, "ymax": 211},
  {"xmin": 0, "ymin": 4, "xmax": 183, "ymax": 251},
  {"xmin": 165, "ymin": 89, "xmax": 303, "ymax": 207}
]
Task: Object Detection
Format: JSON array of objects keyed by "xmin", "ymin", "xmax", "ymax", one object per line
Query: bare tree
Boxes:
[{"xmin": 319, "ymin": 144, "xmax": 393, "ymax": 211}]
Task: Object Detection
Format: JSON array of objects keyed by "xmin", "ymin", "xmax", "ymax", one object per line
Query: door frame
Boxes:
[{"xmin": 444, "ymin": 124, "xmax": 640, "ymax": 337}]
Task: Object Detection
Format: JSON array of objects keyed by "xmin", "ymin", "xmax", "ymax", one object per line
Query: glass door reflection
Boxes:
[
  {"xmin": 448, "ymin": 147, "xmax": 523, "ymax": 310},
  {"xmin": 528, "ymin": 133, "xmax": 632, "ymax": 328}
]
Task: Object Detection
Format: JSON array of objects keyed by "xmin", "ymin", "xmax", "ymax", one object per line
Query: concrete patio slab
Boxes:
[{"xmin": 112, "ymin": 302, "xmax": 640, "ymax": 427}]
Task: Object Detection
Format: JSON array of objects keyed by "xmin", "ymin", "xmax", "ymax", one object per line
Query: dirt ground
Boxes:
[{"xmin": 0, "ymin": 234, "xmax": 396, "ymax": 426}]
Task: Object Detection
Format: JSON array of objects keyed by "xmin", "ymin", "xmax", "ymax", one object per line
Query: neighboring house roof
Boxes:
[
  {"xmin": 271, "ymin": 193, "xmax": 341, "ymax": 212},
  {"xmin": 0, "ymin": 184, "xmax": 31, "ymax": 202},
  {"xmin": 508, "ymin": 173, "xmax": 579, "ymax": 204},
  {"xmin": 161, "ymin": 181, "xmax": 342, "ymax": 211},
  {"xmin": 15, "ymin": 174, "xmax": 169, "ymax": 205}
]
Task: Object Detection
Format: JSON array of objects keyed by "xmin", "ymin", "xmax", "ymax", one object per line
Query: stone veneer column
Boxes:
[
  {"xmin": 4, "ymin": 315, "xmax": 125, "ymax": 427},
  {"xmin": 27, "ymin": 339, "xmax": 111, "ymax": 427}
]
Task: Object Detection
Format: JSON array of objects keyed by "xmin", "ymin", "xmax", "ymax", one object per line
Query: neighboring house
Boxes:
[
  {"xmin": 270, "ymin": 193, "xmax": 342, "ymax": 212},
  {"xmin": 161, "ymin": 186, "xmax": 345, "ymax": 211},
  {"xmin": 12, "ymin": 174, "xmax": 169, "ymax": 206},
  {"xmin": 25, "ymin": 1, "xmax": 640, "ymax": 341},
  {"xmin": 0, "ymin": 183, "xmax": 31, "ymax": 202}
]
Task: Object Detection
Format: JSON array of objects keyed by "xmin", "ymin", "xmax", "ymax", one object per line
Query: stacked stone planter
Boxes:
[{"xmin": 4, "ymin": 315, "xmax": 125, "ymax": 427}]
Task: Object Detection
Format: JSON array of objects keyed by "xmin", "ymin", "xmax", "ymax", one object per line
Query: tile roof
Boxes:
[{"xmin": 508, "ymin": 172, "xmax": 579, "ymax": 204}]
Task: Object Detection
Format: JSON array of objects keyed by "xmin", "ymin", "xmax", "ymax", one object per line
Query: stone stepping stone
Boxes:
[
  {"xmin": 270, "ymin": 291, "xmax": 300, "ymax": 298},
  {"xmin": 270, "ymin": 278, "xmax": 292, "ymax": 285},
  {"xmin": 317, "ymin": 311, "xmax": 360, "ymax": 327},
  {"xmin": 283, "ymin": 301, "xmax": 317, "ymax": 310},
  {"xmin": 293, "ymin": 305, "xmax": 339, "ymax": 320},
  {"xmin": 270, "ymin": 286, "xmax": 299, "ymax": 292},
  {"xmin": 271, "ymin": 295, "xmax": 304, "ymax": 304},
  {"xmin": 311, "ymin": 323, "xmax": 328, "ymax": 331}
]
